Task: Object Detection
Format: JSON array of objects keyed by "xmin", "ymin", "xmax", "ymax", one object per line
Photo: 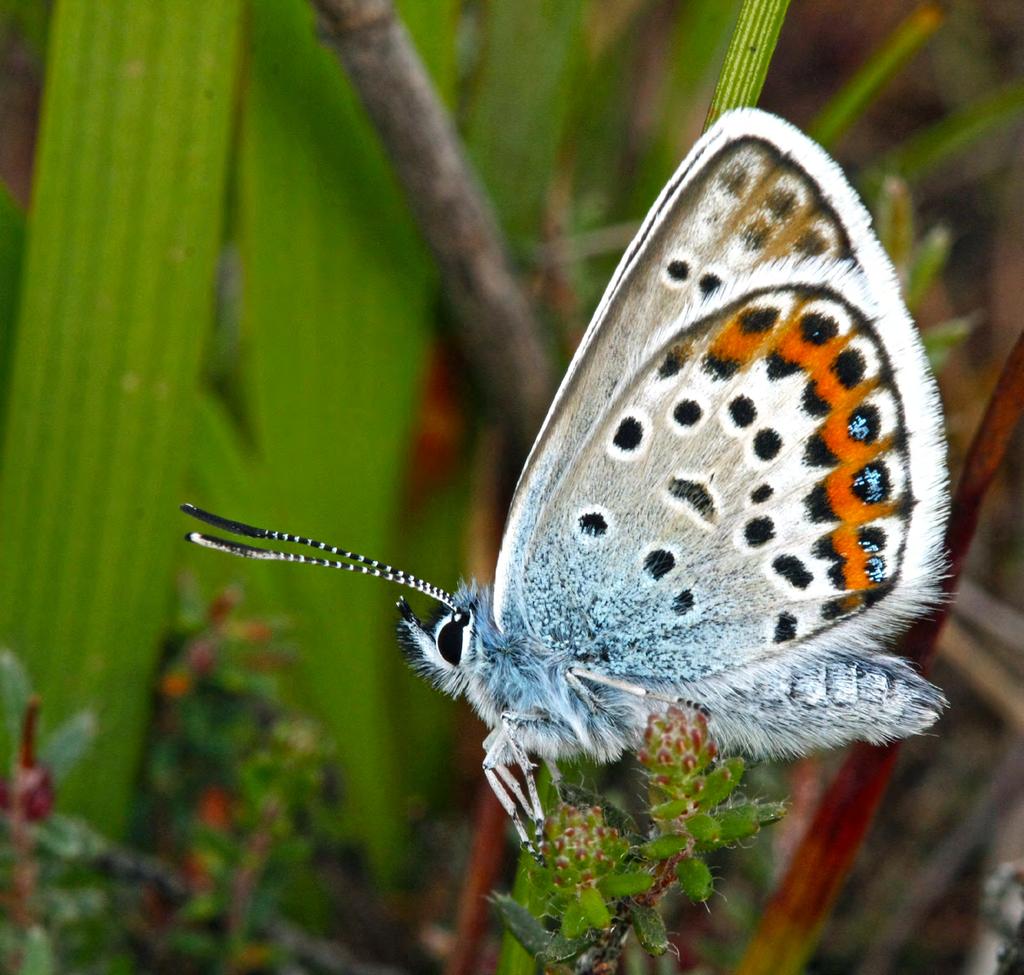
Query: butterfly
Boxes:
[{"xmin": 183, "ymin": 108, "xmax": 949, "ymax": 848}]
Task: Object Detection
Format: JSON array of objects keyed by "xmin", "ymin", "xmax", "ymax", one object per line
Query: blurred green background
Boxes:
[{"xmin": 1, "ymin": 1, "xmax": 1023, "ymax": 972}]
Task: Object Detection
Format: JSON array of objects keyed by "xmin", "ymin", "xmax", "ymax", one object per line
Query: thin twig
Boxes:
[
  {"xmin": 309, "ymin": 0, "xmax": 556, "ymax": 450},
  {"xmin": 736, "ymin": 328, "xmax": 1024, "ymax": 975}
]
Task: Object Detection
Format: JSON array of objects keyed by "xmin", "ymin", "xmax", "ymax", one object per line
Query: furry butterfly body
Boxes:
[{"xmin": 185, "ymin": 108, "xmax": 948, "ymax": 843}]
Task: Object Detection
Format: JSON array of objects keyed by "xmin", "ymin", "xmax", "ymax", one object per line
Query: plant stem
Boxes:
[{"xmin": 309, "ymin": 0, "xmax": 555, "ymax": 450}]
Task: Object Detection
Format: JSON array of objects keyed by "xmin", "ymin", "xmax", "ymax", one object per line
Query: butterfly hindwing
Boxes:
[{"xmin": 493, "ymin": 110, "xmax": 947, "ymax": 702}]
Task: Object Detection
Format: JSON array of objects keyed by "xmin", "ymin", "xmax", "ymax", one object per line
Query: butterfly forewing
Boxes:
[{"xmin": 494, "ymin": 110, "xmax": 946, "ymax": 692}]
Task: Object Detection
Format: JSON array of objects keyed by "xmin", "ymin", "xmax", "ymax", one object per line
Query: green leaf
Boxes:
[
  {"xmin": 578, "ymin": 886, "xmax": 612, "ymax": 930},
  {"xmin": 675, "ymin": 857, "xmax": 714, "ymax": 902},
  {"xmin": 556, "ymin": 781, "xmax": 639, "ymax": 837},
  {"xmin": 907, "ymin": 224, "xmax": 952, "ymax": 312},
  {"xmin": 235, "ymin": 0, "xmax": 448, "ymax": 880},
  {"xmin": 649, "ymin": 797, "xmax": 692, "ymax": 821},
  {"xmin": 867, "ymin": 80, "xmax": 1024, "ymax": 187},
  {"xmin": 705, "ymin": 0, "xmax": 793, "ymax": 128},
  {"xmin": 18, "ymin": 928, "xmax": 54, "ymax": 975},
  {"xmin": 631, "ymin": 904, "xmax": 668, "ymax": 956},
  {"xmin": 35, "ymin": 814, "xmax": 108, "ymax": 860},
  {"xmin": 809, "ymin": 4, "xmax": 944, "ymax": 149},
  {"xmin": 685, "ymin": 811, "xmax": 721, "ymax": 845},
  {"xmin": 0, "ymin": 0, "xmax": 243, "ymax": 836},
  {"xmin": 598, "ymin": 871, "xmax": 655, "ymax": 898},
  {"xmin": 561, "ymin": 897, "xmax": 590, "ymax": 940},
  {"xmin": 716, "ymin": 801, "xmax": 786, "ymax": 842},
  {"xmin": 493, "ymin": 895, "xmax": 552, "ymax": 955},
  {"xmin": 0, "ymin": 648, "xmax": 30, "ymax": 752},
  {"xmin": 874, "ymin": 176, "xmax": 915, "ymax": 278},
  {"xmin": 463, "ymin": 0, "xmax": 586, "ymax": 246},
  {"xmin": 497, "ymin": 769, "xmax": 555, "ymax": 975},
  {"xmin": 0, "ymin": 183, "xmax": 25, "ymax": 436},
  {"xmin": 697, "ymin": 757, "xmax": 745, "ymax": 808},
  {"xmin": 641, "ymin": 832, "xmax": 691, "ymax": 861},
  {"xmin": 40, "ymin": 711, "xmax": 95, "ymax": 782}
]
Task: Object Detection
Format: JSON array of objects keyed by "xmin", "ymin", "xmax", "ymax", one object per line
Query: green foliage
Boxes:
[
  {"xmin": 0, "ymin": 593, "xmax": 359, "ymax": 972},
  {"xmin": 705, "ymin": 0, "xmax": 792, "ymax": 126},
  {"xmin": 871, "ymin": 175, "xmax": 972, "ymax": 370},
  {"xmin": 809, "ymin": 5, "xmax": 944, "ymax": 149},
  {"xmin": 0, "ymin": 0, "xmax": 243, "ymax": 835},
  {"xmin": 498, "ymin": 709, "xmax": 785, "ymax": 964}
]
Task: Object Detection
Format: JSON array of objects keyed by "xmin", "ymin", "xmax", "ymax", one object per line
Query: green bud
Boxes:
[{"xmin": 675, "ymin": 857, "xmax": 713, "ymax": 902}]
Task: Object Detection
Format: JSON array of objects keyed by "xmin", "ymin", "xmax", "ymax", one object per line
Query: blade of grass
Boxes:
[
  {"xmin": 629, "ymin": 0, "xmax": 743, "ymax": 209},
  {"xmin": 865, "ymin": 79, "xmax": 1024, "ymax": 187},
  {"xmin": 0, "ymin": 0, "xmax": 242, "ymax": 832},
  {"xmin": 496, "ymin": 770, "xmax": 554, "ymax": 975},
  {"xmin": 736, "ymin": 328, "xmax": 1024, "ymax": 975},
  {"xmin": 0, "ymin": 183, "xmax": 24, "ymax": 439},
  {"xmin": 462, "ymin": 0, "xmax": 586, "ymax": 248},
  {"xmin": 808, "ymin": 4, "xmax": 944, "ymax": 149},
  {"xmin": 235, "ymin": 0, "xmax": 454, "ymax": 879},
  {"xmin": 704, "ymin": 0, "xmax": 792, "ymax": 129}
]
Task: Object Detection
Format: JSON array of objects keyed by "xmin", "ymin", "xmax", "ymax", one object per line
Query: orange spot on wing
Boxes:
[{"xmin": 830, "ymin": 526, "xmax": 873, "ymax": 591}]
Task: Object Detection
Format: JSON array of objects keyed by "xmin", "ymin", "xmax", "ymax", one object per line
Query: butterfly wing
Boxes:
[{"xmin": 492, "ymin": 110, "xmax": 947, "ymax": 751}]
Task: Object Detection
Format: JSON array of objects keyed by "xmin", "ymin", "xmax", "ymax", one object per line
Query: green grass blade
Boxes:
[
  {"xmin": 0, "ymin": 0, "xmax": 242, "ymax": 832},
  {"xmin": 705, "ymin": 0, "xmax": 792, "ymax": 128},
  {"xmin": 234, "ymin": 0, "xmax": 454, "ymax": 879},
  {"xmin": 629, "ymin": 0, "xmax": 742, "ymax": 207},
  {"xmin": 868, "ymin": 79, "xmax": 1024, "ymax": 185},
  {"xmin": 0, "ymin": 183, "xmax": 24, "ymax": 435},
  {"xmin": 463, "ymin": 0, "xmax": 586, "ymax": 246},
  {"xmin": 809, "ymin": 4, "xmax": 944, "ymax": 149}
]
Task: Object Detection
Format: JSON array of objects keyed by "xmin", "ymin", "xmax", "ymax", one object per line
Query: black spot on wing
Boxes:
[
  {"xmin": 673, "ymin": 399, "xmax": 703, "ymax": 427},
  {"xmin": 753, "ymin": 428, "xmax": 782, "ymax": 460},
  {"xmin": 669, "ymin": 479, "xmax": 716, "ymax": 521},
  {"xmin": 613, "ymin": 416, "xmax": 643, "ymax": 451},
  {"xmin": 744, "ymin": 517, "xmax": 775, "ymax": 547},
  {"xmin": 667, "ymin": 259, "xmax": 689, "ymax": 281},
  {"xmin": 729, "ymin": 396, "xmax": 756, "ymax": 427},
  {"xmin": 773, "ymin": 612, "xmax": 797, "ymax": 642},
  {"xmin": 773, "ymin": 555, "xmax": 813, "ymax": 589},
  {"xmin": 644, "ymin": 549, "xmax": 675, "ymax": 580}
]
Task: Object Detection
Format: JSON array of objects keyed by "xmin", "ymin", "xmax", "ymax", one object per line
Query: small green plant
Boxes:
[
  {"xmin": 0, "ymin": 590, "xmax": 348, "ymax": 973},
  {"xmin": 496, "ymin": 707, "xmax": 784, "ymax": 966}
]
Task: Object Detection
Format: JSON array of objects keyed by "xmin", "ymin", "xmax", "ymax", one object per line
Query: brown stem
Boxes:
[
  {"xmin": 443, "ymin": 783, "xmax": 508, "ymax": 975},
  {"xmin": 9, "ymin": 697, "xmax": 42, "ymax": 932},
  {"xmin": 309, "ymin": 0, "xmax": 556, "ymax": 451},
  {"xmin": 737, "ymin": 328, "xmax": 1024, "ymax": 975}
]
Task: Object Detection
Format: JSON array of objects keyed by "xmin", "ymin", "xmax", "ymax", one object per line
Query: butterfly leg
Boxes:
[
  {"xmin": 502, "ymin": 713, "xmax": 547, "ymax": 834},
  {"xmin": 481, "ymin": 714, "xmax": 548, "ymax": 857},
  {"xmin": 483, "ymin": 764, "xmax": 534, "ymax": 849}
]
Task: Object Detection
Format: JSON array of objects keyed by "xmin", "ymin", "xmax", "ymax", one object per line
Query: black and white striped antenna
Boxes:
[{"xmin": 181, "ymin": 504, "xmax": 456, "ymax": 610}]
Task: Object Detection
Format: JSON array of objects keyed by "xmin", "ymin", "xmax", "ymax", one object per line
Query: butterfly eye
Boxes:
[{"xmin": 436, "ymin": 612, "xmax": 469, "ymax": 666}]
